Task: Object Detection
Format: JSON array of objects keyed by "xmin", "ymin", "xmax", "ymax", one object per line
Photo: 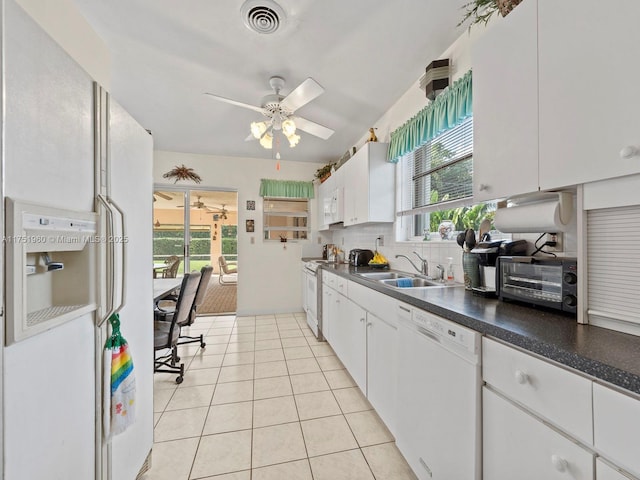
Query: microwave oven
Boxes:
[{"xmin": 496, "ymin": 256, "xmax": 578, "ymax": 315}]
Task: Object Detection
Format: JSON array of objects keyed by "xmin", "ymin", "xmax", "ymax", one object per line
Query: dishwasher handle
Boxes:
[{"xmin": 416, "ymin": 325, "xmax": 441, "ymax": 344}]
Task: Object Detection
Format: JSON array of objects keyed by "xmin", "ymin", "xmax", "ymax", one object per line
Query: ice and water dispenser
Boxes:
[{"xmin": 6, "ymin": 198, "xmax": 98, "ymax": 344}]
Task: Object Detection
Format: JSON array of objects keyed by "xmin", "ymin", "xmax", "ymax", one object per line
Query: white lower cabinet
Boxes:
[
  {"xmin": 593, "ymin": 383, "xmax": 640, "ymax": 478},
  {"xmin": 365, "ymin": 311, "xmax": 398, "ymax": 434},
  {"xmin": 483, "ymin": 387, "xmax": 594, "ymax": 480},
  {"xmin": 331, "ymin": 293, "xmax": 367, "ymax": 392}
]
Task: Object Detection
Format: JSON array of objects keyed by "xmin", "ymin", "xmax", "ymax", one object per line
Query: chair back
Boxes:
[
  {"xmin": 218, "ymin": 256, "xmax": 237, "ymax": 274},
  {"xmin": 160, "ymin": 271, "xmax": 200, "ymax": 348},
  {"xmin": 182, "ymin": 265, "xmax": 213, "ymax": 327},
  {"xmin": 164, "ymin": 256, "xmax": 181, "ymax": 278}
]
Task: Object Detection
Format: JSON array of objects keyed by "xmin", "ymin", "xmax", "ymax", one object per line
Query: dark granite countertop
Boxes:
[{"xmin": 316, "ymin": 262, "xmax": 640, "ymax": 397}]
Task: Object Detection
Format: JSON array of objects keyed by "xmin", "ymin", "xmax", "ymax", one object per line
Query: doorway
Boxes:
[{"xmin": 153, "ymin": 187, "xmax": 238, "ymax": 313}]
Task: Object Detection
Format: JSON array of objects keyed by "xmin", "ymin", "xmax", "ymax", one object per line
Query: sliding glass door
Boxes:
[{"xmin": 153, "ymin": 187, "xmax": 238, "ymax": 276}]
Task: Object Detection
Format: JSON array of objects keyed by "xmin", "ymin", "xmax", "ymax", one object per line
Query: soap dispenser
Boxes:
[{"xmin": 446, "ymin": 257, "xmax": 454, "ymax": 284}]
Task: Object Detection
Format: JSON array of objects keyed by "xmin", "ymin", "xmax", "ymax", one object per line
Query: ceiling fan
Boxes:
[
  {"xmin": 177, "ymin": 196, "xmax": 217, "ymax": 211},
  {"xmin": 209, "ymin": 204, "xmax": 229, "ymax": 220},
  {"xmin": 204, "ymin": 76, "xmax": 335, "ymax": 150},
  {"xmin": 153, "ymin": 191, "xmax": 173, "ymax": 202}
]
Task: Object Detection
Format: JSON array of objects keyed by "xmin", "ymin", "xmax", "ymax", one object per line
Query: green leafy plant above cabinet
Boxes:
[
  {"xmin": 314, "ymin": 163, "xmax": 335, "ymax": 182},
  {"xmin": 458, "ymin": 0, "xmax": 522, "ymax": 30}
]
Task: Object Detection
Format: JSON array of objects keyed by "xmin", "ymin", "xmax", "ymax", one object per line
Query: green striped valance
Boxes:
[
  {"xmin": 388, "ymin": 69, "xmax": 473, "ymax": 163},
  {"xmin": 259, "ymin": 179, "xmax": 315, "ymax": 199}
]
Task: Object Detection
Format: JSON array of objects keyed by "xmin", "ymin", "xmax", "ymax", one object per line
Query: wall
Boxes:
[
  {"xmin": 15, "ymin": 0, "xmax": 111, "ymax": 89},
  {"xmin": 329, "ymin": 25, "xmax": 577, "ymax": 282},
  {"xmin": 154, "ymin": 150, "xmax": 327, "ymax": 315}
]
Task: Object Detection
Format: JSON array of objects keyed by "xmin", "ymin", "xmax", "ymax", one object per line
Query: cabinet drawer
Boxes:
[
  {"xmin": 484, "ymin": 387, "xmax": 594, "ymax": 480},
  {"xmin": 348, "ymin": 281, "xmax": 398, "ymax": 323},
  {"xmin": 335, "ymin": 276, "xmax": 348, "ymax": 296},
  {"xmin": 593, "ymin": 383, "xmax": 640, "ymax": 478},
  {"xmin": 482, "ymin": 338, "xmax": 593, "ymax": 444},
  {"xmin": 322, "ymin": 270, "xmax": 336, "ymax": 288}
]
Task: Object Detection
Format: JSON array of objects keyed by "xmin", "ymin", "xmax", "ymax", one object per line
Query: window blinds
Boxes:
[{"xmin": 398, "ymin": 116, "xmax": 474, "ymax": 217}]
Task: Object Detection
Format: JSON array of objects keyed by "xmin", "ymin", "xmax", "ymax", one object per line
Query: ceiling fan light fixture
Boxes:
[
  {"xmin": 287, "ymin": 133, "xmax": 300, "ymax": 148},
  {"xmin": 282, "ymin": 118, "xmax": 296, "ymax": 137},
  {"xmin": 260, "ymin": 132, "xmax": 273, "ymax": 149},
  {"xmin": 251, "ymin": 121, "xmax": 268, "ymax": 139}
]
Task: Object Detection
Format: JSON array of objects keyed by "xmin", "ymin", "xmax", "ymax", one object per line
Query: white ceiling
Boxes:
[{"xmin": 73, "ymin": 0, "xmax": 468, "ymax": 164}]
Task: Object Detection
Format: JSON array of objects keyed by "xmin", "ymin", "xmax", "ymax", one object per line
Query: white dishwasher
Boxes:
[{"xmin": 395, "ymin": 305, "xmax": 482, "ymax": 480}]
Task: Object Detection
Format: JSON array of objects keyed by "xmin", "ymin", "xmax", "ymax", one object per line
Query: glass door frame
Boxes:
[{"xmin": 153, "ymin": 185, "xmax": 238, "ymax": 274}]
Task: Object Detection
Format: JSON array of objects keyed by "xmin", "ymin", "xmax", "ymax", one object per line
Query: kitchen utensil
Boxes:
[
  {"xmin": 479, "ymin": 218, "xmax": 491, "ymax": 240},
  {"xmin": 456, "ymin": 232, "xmax": 466, "ymax": 249},
  {"xmin": 481, "ymin": 232, "xmax": 491, "ymax": 242},
  {"xmin": 465, "ymin": 228, "xmax": 476, "ymax": 250}
]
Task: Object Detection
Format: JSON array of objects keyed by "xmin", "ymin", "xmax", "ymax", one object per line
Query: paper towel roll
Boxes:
[{"xmin": 494, "ymin": 200, "xmax": 570, "ymax": 233}]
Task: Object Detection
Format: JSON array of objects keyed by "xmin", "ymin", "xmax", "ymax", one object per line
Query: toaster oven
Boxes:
[{"xmin": 496, "ymin": 256, "xmax": 578, "ymax": 315}]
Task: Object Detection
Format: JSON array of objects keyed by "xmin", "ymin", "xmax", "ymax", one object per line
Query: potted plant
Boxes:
[
  {"xmin": 314, "ymin": 163, "xmax": 335, "ymax": 183},
  {"xmin": 458, "ymin": 0, "xmax": 522, "ymax": 29}
]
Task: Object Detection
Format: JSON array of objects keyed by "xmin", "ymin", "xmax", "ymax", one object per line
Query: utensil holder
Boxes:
[{"xmin": 462, "ymin": 252, "xmax": 481, "ymax": 290}]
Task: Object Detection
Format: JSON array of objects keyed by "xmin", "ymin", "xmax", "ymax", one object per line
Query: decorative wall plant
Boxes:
[
  {"xmin": 458, "ymin": 0, "xmax": 522, "ymax": 30},
  {"xmin": 162, "ymin": 164, "xmax": 202, "ymax": 183}
]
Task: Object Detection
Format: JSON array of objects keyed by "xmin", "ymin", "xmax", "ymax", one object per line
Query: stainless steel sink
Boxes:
[
  {"xmin": 357, "ymin": 272, "xmax": 411, "ymax": 280},
  {"xmin": 380, "ymin": 277, "xmax": 446, "ymax": 288}
]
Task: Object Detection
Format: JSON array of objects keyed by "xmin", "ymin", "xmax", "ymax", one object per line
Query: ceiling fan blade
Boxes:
[
  {"xmin": 154, "ymin": 191, "xmax": 172, "ymax": 200},
  {"xmin": 291, "ymin": 115, "xmax": 335, "ymax": 140},
  {"xmin": 280, "ymin": 78, "xmax": 324, "ymax": 113},
  {"xmin": 203, "ymin": 93, "xmax": 265, "ymax": 114},
  {"xmin": 245, "ymin": 132, "xmax": 256, "ymax": 142}
]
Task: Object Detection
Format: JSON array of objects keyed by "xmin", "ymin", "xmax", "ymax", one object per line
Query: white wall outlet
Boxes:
[
  {"xmin": 250, "ymin": 236, "xmax": 255, "ymax": 244},
  {"xmin": 545, "ymin": 232, "xmax": 563, "ymax": 252}
]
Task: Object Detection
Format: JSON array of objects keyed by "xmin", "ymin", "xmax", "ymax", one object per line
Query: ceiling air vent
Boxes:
[{"xmin": 241, "ymin": 0, "xmax": 286, "ymax": 35}]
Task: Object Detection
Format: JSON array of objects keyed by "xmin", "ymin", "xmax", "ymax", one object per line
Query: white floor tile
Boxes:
[
  {"xmin": 154, "ymin": 407, "xmax": 208, "ymax": 442},
  {"xmin": 191, "ymin": 430, "xmax": 252, "ymax": 478}
]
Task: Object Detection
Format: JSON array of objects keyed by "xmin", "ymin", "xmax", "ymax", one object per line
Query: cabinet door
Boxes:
[
  {"xmin": 317, "ymin": 176, "xmax": 332, "ymax": 230},
  {"xmin": 332, "ymin": 296, "xmax": 367, "ymax": 391},
  {"xmin": 483, "ymin": 388, "xmax": 594, "ymax": 480},
  {"xmin": 472, "ymin": 0, "xmax": 539, "ymax": 201},
  {"xmin": 321, "ymin": 286, "xmax": 332, "ymax": 343},
  {"xmin": 366, "ymin": 312, "xmax": 398, "ymax": 434},
  {"xmin": 593, "ymin": 383, "xmax": 640, "ymax": 478},
  {"xmin": 539, "ymin": 0, "xmax": 640, "ymax": 189},
  {"xmin": 343, "ymin": 149, "xmax": 369, "ymax": 225}
]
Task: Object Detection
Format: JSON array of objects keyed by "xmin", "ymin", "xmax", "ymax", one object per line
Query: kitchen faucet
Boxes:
[{"xmin": 395, "ymin": 251, "xmax": 429, "ymax": 276}]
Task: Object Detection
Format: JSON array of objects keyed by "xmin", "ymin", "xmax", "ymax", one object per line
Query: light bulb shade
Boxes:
[
  {"xmin": 260, "ymin": 132, "xmax": 273, "ymax": 149},
  {"xmin": 282, "ymin": 118, "xmax": 296, "ymax": 137},
  {"xmin": 251, "ymin": 121, "xmax": 267, "ymax": 139},
  {"xmin": 288, "ymin": 133, "xmax": 300, "ymax": 148}
]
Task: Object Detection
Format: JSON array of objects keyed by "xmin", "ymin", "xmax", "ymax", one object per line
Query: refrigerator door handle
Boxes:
[
  {"xmin": 97, "ymin": 195, "xmax": 127, "ymax": 327},
  {"xmin": 97, "ymin": 194, "xmax": 115, "ymax": 327},
  {"xmin": 108, "ymin": 196, "xmax": 127, "ymax": 315}
]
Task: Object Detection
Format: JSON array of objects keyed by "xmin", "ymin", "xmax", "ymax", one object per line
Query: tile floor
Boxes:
[{"xmin": 143, "ymin": 312, "xmax": 417, "ymax": 480}]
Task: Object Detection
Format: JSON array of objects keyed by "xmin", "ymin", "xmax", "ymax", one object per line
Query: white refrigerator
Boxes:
[{"xmin": 2, "ymin": 1, "xmax": 154, "ymax": 479}]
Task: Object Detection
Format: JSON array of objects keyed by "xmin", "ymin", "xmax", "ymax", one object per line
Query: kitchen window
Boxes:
[
  {"xmin": 263, "ymin": 197, "xmax": 309, "ymax": 241},
  {"xmin": 397, "ymin": 116, "xmax": 494, "ymax": 240}
]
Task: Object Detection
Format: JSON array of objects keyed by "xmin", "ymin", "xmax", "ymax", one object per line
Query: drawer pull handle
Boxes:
[
  {"xmin": 515, "ymin": 370, "xmax": 529, "ymax": 385},
  {"xmin": 551, "ymin": 454, "xmax": 568, "ymax": 473}
]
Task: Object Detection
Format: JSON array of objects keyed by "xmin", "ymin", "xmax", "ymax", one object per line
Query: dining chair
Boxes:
[
  {"xmin": 153, "ymin": 270, "xmax": 201, "ymax": 384},
  {"xmin": 218, "ymin": 256, "xmax": 238, "ymax": 285},
  {"xmin": 156, "ymin": 266, "xmax": 213, "ymax": 350},
  {"xmin": 161, "ymin": 255, "xmax": 181, "ymax": 278}
]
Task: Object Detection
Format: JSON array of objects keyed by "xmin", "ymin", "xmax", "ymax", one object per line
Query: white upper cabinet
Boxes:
[
  {"xmin": 473, "ymin": 0, "xmax": 640, "ymax": 201},
  {"xmin": 342, "ymin": 142, "xmax": 394, "ymax": 226},
  {"xmin": 472, "ymin": 0, "xmax": 539, "ymax": 202},
  {"xmin": 538, "ymin": 0, "xmax": 640, "ymax": 189}
]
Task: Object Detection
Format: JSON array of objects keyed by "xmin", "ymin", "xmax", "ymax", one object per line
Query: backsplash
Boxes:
[{"xmin": 325, "ymin": 223, "xmax": 577, "ymax": 284}]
